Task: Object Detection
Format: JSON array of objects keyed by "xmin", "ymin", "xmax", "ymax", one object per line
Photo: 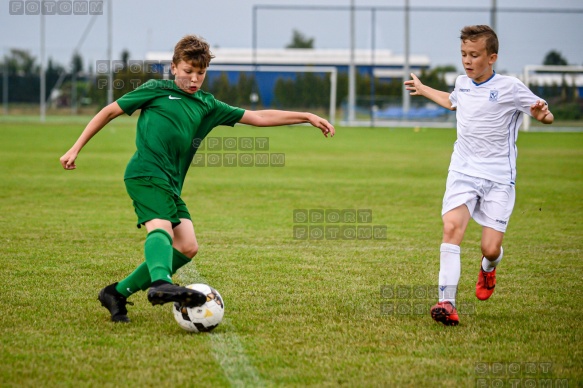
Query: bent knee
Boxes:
[
  {"xmin": 442, "ymin": 221, "xmax": 464, "ymax": 242},
  {"xmin": 184, "ymin": 244, "xmax": 199, "ymax": 259},
  {"xmin": 175, "ymin": 243, "xmax": 199, "ymax": 259},
  {"xmin": 481, "ymin": 245, "xmax": 501, "ymax": 260}
]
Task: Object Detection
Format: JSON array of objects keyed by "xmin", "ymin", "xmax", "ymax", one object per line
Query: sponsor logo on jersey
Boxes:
[
  {"xmin": 460, "ymin": 88, "xmax": 470, "ymax": 92},
  {"xmin": 168, "ymin": 95, "xmax": 181, "ymax": 100}
]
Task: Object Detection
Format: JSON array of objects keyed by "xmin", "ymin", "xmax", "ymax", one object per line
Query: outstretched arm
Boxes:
[
  {"xmin": 239, "ymin": 110, "xmax": 335, "ymax": 138},
  {"xmin": 404, "ymin": 73, "xmax": 454, "ymax": 110},
  {"xmin": 59, "ymin": 102, "xmax": 125, "ymax": 170},
  {"xmin": 530, "ymin": 100, "xmax": 554, "ymax": 125}
]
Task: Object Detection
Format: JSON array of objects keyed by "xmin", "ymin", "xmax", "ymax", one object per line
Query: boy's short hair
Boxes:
[
  {"xmin": 460, "ymin": 25, "xmax": 499, "ymax": 55},
  {"xmin": 172, "ymin": 35, "xmax": 215, "ymax": 68}
]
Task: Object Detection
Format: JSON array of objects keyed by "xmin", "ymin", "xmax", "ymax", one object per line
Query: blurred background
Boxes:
[{"xmin": 1, "ymin": 0, "xmax": 582, "ymax": 128}]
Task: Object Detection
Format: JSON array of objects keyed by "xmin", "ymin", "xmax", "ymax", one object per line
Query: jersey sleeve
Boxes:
[
  {"xmin": 449, "ymin": 76, "xmax": 462, "ymax": 109},
  {"xmin": 116, "ymin": 79, "xmax": 161, "ymax": 116},
  {"xmin": 206, "ymin": 99, "xmax": 245, "ymax": 128},
  {"xmin": 513, "ymin": 79, "xmax": 544, "ymax": 116}
]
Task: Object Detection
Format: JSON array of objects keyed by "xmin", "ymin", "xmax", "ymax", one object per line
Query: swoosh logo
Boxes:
[{"xmin": 168, "ymin": 95, "xmax": 181, "ymax": 100}]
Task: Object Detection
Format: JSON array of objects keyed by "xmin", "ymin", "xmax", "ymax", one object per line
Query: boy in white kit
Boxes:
[{"xmin": 404, "ymin": 25, "xmax": 554, "ymax": 326}]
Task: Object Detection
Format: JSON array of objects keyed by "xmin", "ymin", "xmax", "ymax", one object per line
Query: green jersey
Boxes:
[{"xmin": 117, "ymin": 79, "xmax": 245, "ymax": 195}]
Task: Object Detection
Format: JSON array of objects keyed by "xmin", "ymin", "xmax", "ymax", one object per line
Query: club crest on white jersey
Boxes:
[{"xmin": 489, "ymin": 90, "xmax": 499, "ymax": 102}]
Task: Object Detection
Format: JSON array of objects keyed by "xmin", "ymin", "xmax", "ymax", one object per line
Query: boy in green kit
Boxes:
[{"xmin": 60, "ymin": 35, "xmax": 335, "ymax": 323}]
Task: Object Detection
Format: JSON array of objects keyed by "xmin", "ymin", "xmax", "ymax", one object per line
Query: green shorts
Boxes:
[{"xmin": 125, "ymin": 176, "xmax": 191, "ymax": 228}]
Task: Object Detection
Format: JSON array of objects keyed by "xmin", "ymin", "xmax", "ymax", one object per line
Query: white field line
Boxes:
[{"xmin": 177, "ymin": 266, "xmax": 263, "ymax": 387}]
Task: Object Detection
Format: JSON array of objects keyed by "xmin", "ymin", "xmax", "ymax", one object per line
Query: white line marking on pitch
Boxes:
[{"xmin": 177, "ymin": 266, "xmax": 263, "ymax": 387}]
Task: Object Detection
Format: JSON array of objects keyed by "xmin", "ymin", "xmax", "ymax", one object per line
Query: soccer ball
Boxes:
[{"xmin": 172, "ymin": 283, "xmax": 224, "ymax": 333}]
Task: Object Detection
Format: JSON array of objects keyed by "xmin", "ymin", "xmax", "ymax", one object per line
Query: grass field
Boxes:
[{"xmin": 0, "ymin": 116, "xmax": 582, "ymax": 387}]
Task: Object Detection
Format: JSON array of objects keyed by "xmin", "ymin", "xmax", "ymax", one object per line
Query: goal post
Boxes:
[
  {"xmin": 522, "ymin": 65, "xmax": 583, "ymax": 131},
  {"xmin": 207, "ymin": 65, "xmax": 338, "ymax": 125}
]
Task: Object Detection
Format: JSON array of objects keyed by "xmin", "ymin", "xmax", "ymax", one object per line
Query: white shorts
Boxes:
[{"xmin": 442, "ymin": 170, "xmax": 516, "ymax": 233}]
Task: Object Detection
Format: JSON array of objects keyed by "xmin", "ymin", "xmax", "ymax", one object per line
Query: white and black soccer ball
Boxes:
[{"xmin": 172, "ymin": 283, "xmax": 224, "ymax": 333}]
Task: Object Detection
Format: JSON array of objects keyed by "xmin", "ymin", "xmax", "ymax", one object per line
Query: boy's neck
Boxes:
[{"xmin": 472, "ymin": 69, "xmax": 495, "ymax": 84}]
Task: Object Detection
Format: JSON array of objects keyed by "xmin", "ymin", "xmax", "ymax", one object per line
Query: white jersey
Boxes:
[{"xmin": 448, "ymin": 72, "xmax": 543, "ymax": 185}]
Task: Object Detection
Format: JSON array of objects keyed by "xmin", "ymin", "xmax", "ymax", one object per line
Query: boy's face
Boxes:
[
  {"xmin": 171, "ymin": 60, "xmax": 207, "ymax": 94},
  {"xmin": 460, "ymin": 37, "xmax": 497, "ymax": 84}
]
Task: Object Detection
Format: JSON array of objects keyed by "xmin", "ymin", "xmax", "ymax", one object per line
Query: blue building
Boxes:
[{"xmin": 146, "ymin": 48, "xmax": 431, "ymax": 107}]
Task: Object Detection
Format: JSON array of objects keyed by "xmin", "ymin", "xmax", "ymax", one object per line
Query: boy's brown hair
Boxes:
[
  {"xmin": 172, "ymin": 35, "xmax": 215, "ymax": 68},
  {"xmin": 460, "ymin": 25, "xmax": 499, "ymax": 55}
]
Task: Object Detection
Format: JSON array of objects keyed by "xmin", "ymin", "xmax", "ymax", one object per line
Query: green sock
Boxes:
[
  {"xmin": 172, "ymin": 248, "xmax": 192, "ymax": 274},
  {"xmin": 115, "ymin": 247, "xmax": 193, "ymax": 298},
  {"xmin": 116, "ymin": 264, "xmax": 151, "ymax": 297},
  {"xmin": 144, "ymin": 229, "xmax": 173, "ymax": 284}
]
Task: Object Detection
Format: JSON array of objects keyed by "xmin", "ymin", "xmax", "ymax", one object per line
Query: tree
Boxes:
[
  {"xmin": 5, "ymin": 49, "xmax": 37, "ymax": 75},
  {"xmin": 273, "ymin": 73, "xmax": 329, "ymax": 109},
  {"xmin": 543, "ymin": 50, "xmax": 568, "ymax": 66},
  {"xmin": 2, "ymin": 49, "xmax": 43, "ymax": 103},
  {"xmin": 286, "ymin": 30, "xmax": 314, "ymax": 49},
  {"xmin": 207, "ymin": 73, "xmax": 234, "ymax": 103},
  {"xmin": 418, "ymin": 66, "xmax": 452, "ymax": 92},
  {"xmin": 71, "ymin": 52, "xmax": 83, "ymax": 75},
  {"xmin": 47, "ymin": 58, "xmax": 65, "ymax": 79},
  {"xmin": 207, "ymin": 72, "xmax": 259, "ymax": 107},
  {"xmin": 120, "ymin": 49, "xmax": 130, "ymax": 67}
]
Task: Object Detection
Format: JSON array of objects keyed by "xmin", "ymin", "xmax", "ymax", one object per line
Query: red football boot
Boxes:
[
  {"xmin": 430, "ymin": 301, "xmax": 459, "ymax": 326},
  {"xmin": 476, "ymin": 267, "xmax": 496, "ymax": 300}
]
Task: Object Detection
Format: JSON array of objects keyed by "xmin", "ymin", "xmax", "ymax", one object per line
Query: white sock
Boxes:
[
  {"xmin": 438, "ymin": 243, "xmax": 461, "ymax": 306},
  {"xmin": 482, "ymin": 247, "xmax": 503, "ymax": 273}
]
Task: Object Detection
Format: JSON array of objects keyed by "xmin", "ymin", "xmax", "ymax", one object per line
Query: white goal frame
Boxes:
[
  {"xmin": 522, "ymin": 65, "xmax": 583, "ymax": 131},
  {"xmin": 207, "ymin": 65, "xmax": 338, "ymax": 125}
]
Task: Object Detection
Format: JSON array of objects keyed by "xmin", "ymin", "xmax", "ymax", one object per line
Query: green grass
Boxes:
[{"xmin": 0, "ymin": 117, "xmax": 582, "ymax": 386}]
